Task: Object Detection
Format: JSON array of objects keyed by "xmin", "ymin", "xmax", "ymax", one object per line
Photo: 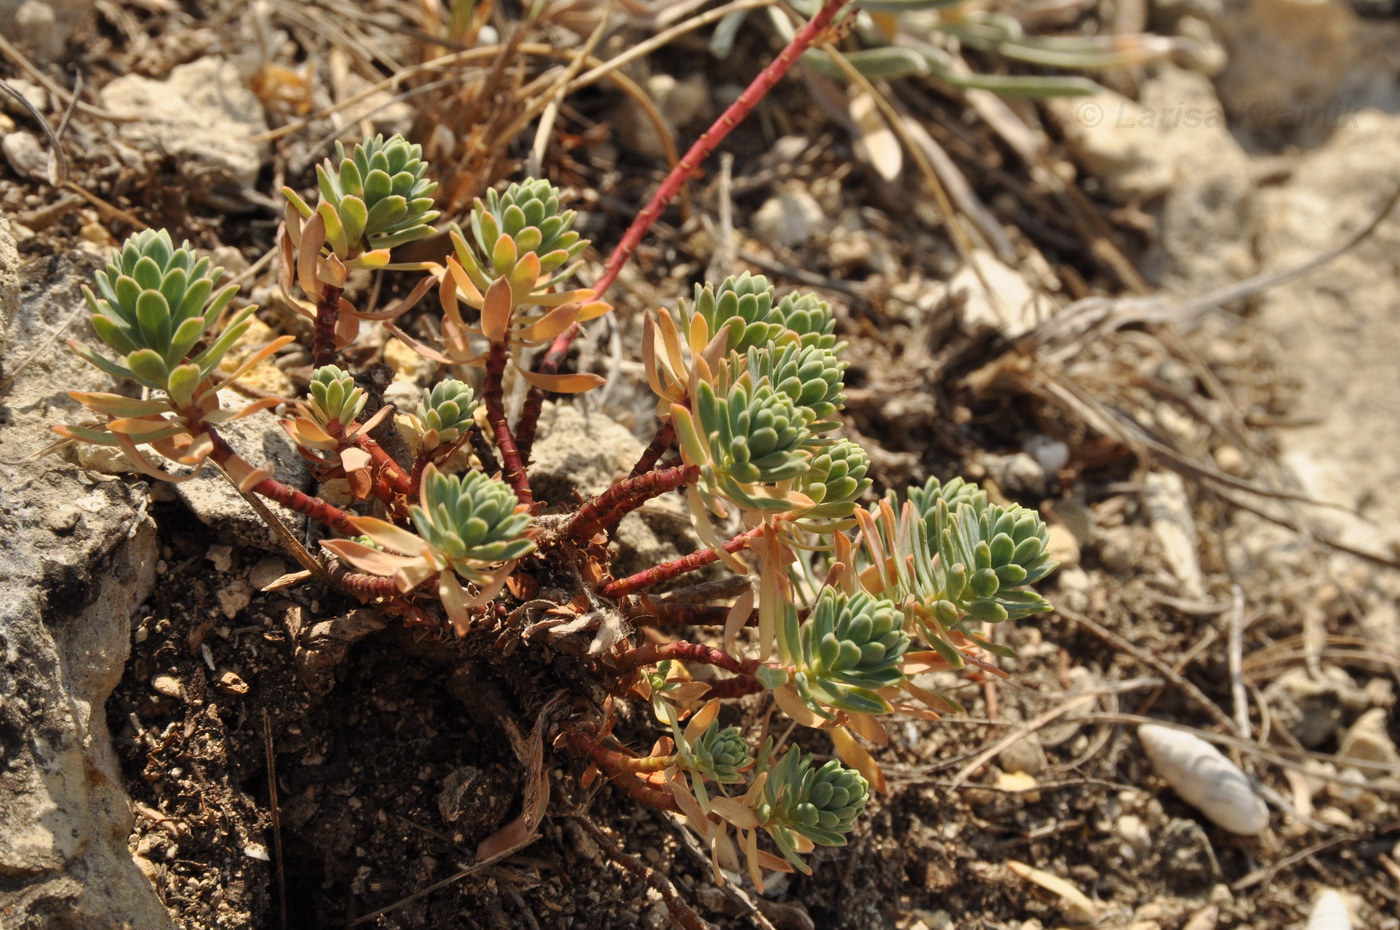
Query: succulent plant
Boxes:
[
  {"xmin": 678, "ymin": 375, "xmax": 814, "ymax": 514},
  {"xmin": 752, "ymin": 745, "xmax": 869, "ymax": 870},
  {"xmin": 934, "ymin": 499, "xmax": 1057, "ymax": 624},
  {"xmin": 688, "ymin": 273, "xmax": 787, "ymax": 354},
  {"xmin": 797, "ymin": 438, "xmax": 871, "ymax": 523},
  {"xmin": 411, "ymin": 469, "xmax": 536, "ymax": 581},
  {"xmin": 286, "ymin": 133, "xmax": 440, "ymax": 258},
  {"xmin": 307, "ymin": 365, "xmax": 368, "ymax": 429},
  {"xmin": 747, "ymin": 341, "xmax": 847, "ymax": 430},
  {"xmin": 779, "ymin": 588, "xmax": 909, "ymax": 716},
  {"xmin": 75, "ymin": 229, "xmax": 251, "ymax": 394},
  {"xmin": 682, "ymin": 721, "xmax": 753, "ymax": 785},
  {"xmin": 468, "ymin": 178, "xmax": 587, "ymax": 278},
  {"xmin": 415, "ymin": 379, "xmax": 480, "ymax": 445},
  {"xmin": 774, "ymin": 291, "xmax": 839, "ymax": 350}
]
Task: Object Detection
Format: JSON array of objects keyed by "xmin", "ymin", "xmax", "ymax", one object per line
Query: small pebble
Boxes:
[
  {"xmin": 2, "ymin": 130, "xmax": 49, "ymax": 181},
  {"xmin": 151, "ymin": 675, "xmax": 184, "ymax": 700},
  {"xmin": 46, "ymin": 506, "xmax": 80, "ymax": 533}
]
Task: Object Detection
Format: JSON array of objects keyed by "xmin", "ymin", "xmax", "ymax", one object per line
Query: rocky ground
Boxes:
[{"xmin": 2, "ymin": 1, "xmax": 1399, "ymax": 928}]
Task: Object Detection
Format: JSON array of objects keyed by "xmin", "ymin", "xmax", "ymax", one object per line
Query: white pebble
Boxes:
[
  {"xmin": 1304, "ymin": 890, "xmax": 1352, "ymax": 930},
  {"xmin": 1138, "ymin": 724, "xmax": 1268, "ymax": 835}
]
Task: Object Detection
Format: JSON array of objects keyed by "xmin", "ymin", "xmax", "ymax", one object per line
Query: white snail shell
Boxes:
[
  {"xmin": 1138, "ymin": 724, "xmax": 1269, "ymax": 835},
  {"xmin": 1304, "ymin": 890, "xmax": 1352, "ymax": 930}
]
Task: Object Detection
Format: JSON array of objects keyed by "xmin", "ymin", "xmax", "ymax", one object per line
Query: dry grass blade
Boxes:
[
  {"xmin": 1058, "ymin": 606, "xmax": 1239, "ymax": 734},
  {"xmin": 942, "ymin": 676, "xmax": 1162, "ymax": 788}
]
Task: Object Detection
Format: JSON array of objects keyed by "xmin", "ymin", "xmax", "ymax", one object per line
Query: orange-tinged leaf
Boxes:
[
  {"xmin": 517, "ymin": 301, "xmax": 582, "ymax": 344},
  {"xmin": 320, "ymin": 539, "xmax": 425, "ymax": 577},
  {"xmin": 709, "ymin": 796, "xmax": 760, "ymax": 831},
  {"xmin": 481, "ymin": 277, "xmax": 513, "ymax": 344},
  {"xmin": 831, "ymin": 725, "xmax": 886, "ymax": 794},
  {"xmin": 575, "ymin": 299, "xmax": 611, "ymax": 322},
  {"xmin": 683, "ymin": 699, "xmax": 722, "ymax": 744},
  {"xmin": 508, "ymin": 251, "xmax": 541, "ymax": 305},
  {"xmin": 516, "ymin": 369, "xmax": 605, "ymax": 393},
  {"xmin": 347, "ymin": 515, "xmax": 427, "ymax": 555},
  {"xmin": 772, "ymin": 683, "xmax": 826, "ymax": 727},
  {"xmin": 297, "ymin": 211, "xmax": 326, "ymax": 296},
  {"xmin": 439, "ymin": 570, "xmax": 471, "ymax": 636},
  {"xmin": 844, "ymin": 712, "xmax": 889, "ymax": 746}
]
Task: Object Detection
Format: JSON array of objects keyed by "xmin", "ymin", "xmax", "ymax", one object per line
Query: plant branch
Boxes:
[
  {"xmin": 613, "ymin": 641, "xmax": 757, "ymax": 677},
  {"xmin": 313, "ymin": 283, "xmax": 343, "ymax": 368},
  {"xmin": 207, "ymin": 429, "xmax": 360, "ymax": 537},
  {"xmin": 706, "ymin": 675, "xmax": 764, "ymax": 699},
  {"xmin": 353, "ymin": 434, "xmax": 415, "ymax": 497},
  {"xmin": 566, "ymin": 463, "xmax": 699, "ymax": 541},
  {"xmin": 629, "ymin": 421, "xmax": 676, "ymax": 479},
  {"xmin": 484, "ymin": 340, "xmax": 532, "ymax": 506},
  {"xmin": 600, "ymin": 525, "xmax": 767, "ymax": 598}
]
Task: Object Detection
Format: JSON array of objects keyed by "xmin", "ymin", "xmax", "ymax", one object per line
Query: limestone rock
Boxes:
[
  {"xmin": 174, "ymin": 409, "xmax": 315, "ymax": 553},
  {"xmin": 1250, "ymin": 110, "xmax": 1400, "ymax": 554},
  {"xmin": 100, "ymin": 57, "xmax": 269, "ymax": 199},
  {"xmin": 528, "ymin": 403, "xmax": 698, "ymax": 582},
  {"xmin": 0, "ymin": 216, "xmax": 175, "ymax": 928}
]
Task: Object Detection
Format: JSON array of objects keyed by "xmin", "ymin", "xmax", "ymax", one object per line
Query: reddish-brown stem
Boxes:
[
  {"xmin": 313, "ymin": 283, "xmax": 344, "ymax": 369},
  {"xmin": 206, "ymin": 429, "xmax": 360, "ymax": 537},
  {"xmin": 352, "ymin": 435, "xmax": 414, "ymax": 497},
  {"xmin": 706, "ymin": 675, "xmax": 764, "ymax": 699},
  {"xmin": 514, "ymin": 0, "xmax": 848, "ymax": 452},
  {"xmin": 600, "ymin": 525, "xmax": 767, "ymax": 598},
  {"xmin": 324, "ymin": 560, "xmax": 404, "ymax": 602},
  {"xmin": 628, "ymin": 421, "xmax": 677, "ymax": 479},
  {"xmin": 614, "ymin": 641, "xmax": 757, "ymax": 677},
  {"xmin": 597, "ymin": 0, "xmax": 849, "ymax": 299},
  {"xmin": 467, "ymin": 426, "xmax": 502, "ymax": 477},
  {"xmin": 566, "ymin": 464, "xmax": 699, "ymax": 541},
  {"xmin": 629, "ymin": 603, "xmax": 759, "ymax": 628},
  {"xmin": 483, "ymin": 341, "xmax": 532, "ymax": 506}
]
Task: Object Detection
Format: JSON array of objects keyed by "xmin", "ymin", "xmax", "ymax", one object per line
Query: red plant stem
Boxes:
[
  {"xmin": 566, "ymin": 464, "xmax": 699, "ymax": 541},
  {"xmin": 614, "ymin": 641, "xmax": 757, "ymax": 677},
  {"xmin": 514, "ymin": 0, "xmax": 848, "ymax": 452},
  {"xmin": 313, "ymin": 283, "xmax": 344, "ymax": 369},
  {"xmin": 600, "ymin": 525, "xmax": 767, "ymax": 598},
  {"xmin": 324, "ymin": 560, "xmax": 404, "ymax": 602},
  {"xmin": 483, "ymin": 341, "xmax": 532, "ymax": 506},
  {"xmin": 206, "ymin": 429, "xmax": 360, "ymax": 537},
  {"xmin": 706, "ymin": 675, "xmax": 764, "ymax": 699},
  {"xmin": 628, "ymin": 421, "xmax": 677, "ymax": 479},
  {"xmin": 352, "ymin": 435, "xmax": 414, "ymax": 497},
  {"xmin": 598, "ymin": 0, "xmax": 849, "ymax": 299}
]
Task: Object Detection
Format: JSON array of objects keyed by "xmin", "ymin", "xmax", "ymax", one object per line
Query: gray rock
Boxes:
[
  {"xmin": 1047, "ymin": 67, "xmax": 1252, "ymax": 288},
  {"xmin": 2, "ymin": 130, "xmax": 50, "ymax": 182},
  {"xmin": 100, "ymin": 57, "xmax": 269, "ymax": 199},
  {"xmin": 0, "ymin": 216, "xmax": 175, "ymax": 927},
  {"xmin": 1250, "ymin": 111, "xmax": 1400, "ymax": 555},
  {"xmin": 528, "ymin": 403, "xmax": 698, "ymax": 582},
  {"xmin": 173, "ymin": 409, "xmax": 315, "ymax": 553},
  {"xmin": 1215, "ymin": 0, "xmax": 1361, "ymax": 141},
  {"xmin": 752, "ymin": 187, "xmax": 825, "ymax": 249}
]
